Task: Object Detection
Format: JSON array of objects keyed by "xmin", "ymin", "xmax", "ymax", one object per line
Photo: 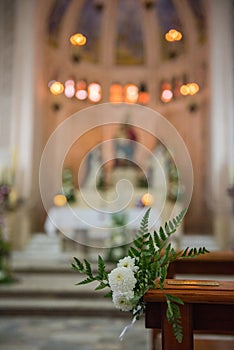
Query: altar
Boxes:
[{"xmin": 44, "ymin": 205, "xmax": 161, "ymax": 248}]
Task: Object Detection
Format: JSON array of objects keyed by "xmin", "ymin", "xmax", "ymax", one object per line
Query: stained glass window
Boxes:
[
  {"xmin": 187, "ymin": 0, "xmax": 206, "ymax": 43},
  {"xmin": 75, "ymin": 0, "xmax": 103, "ymax": 63},
  {"xmin": 115, "ymin": 0, "xmax": 144, "ymax": 65},
  {"xmin": 47, "ymin": 0, "xmax": 72, "ymax": 47},
  {"xmin": 155, "ymin": 0, "xmax": 184, "ymax": 61}
]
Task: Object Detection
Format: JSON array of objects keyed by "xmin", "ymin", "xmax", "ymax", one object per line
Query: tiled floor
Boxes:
[{"xmin": 0, "ymin": 316, "xmax": 150, "ymax": 350}]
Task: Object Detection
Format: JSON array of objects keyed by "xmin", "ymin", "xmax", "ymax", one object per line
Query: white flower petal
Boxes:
[
  {"xmin": 112, "ymin": 291, "xmax": 134, "ymax": 312},
  {"xmin": 117, "ymin": 256, "xmax": 139, "ymax": 272},
  {"xmin": 108, "ymin": 267, "xmax": 137, "ymax": 293}
]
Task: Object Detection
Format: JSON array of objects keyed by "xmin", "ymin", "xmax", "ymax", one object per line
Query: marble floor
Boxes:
[
  {"xmin": 1, "ymin": 316, "xmax": 234, "ymax": 350},
  {"xmin": 0, "ymin": 316, "xmax": 150, "ymax": 350}
]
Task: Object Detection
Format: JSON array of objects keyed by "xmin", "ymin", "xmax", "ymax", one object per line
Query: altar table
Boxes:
[
  {"xmin": 44, "ymin": 206, "xmax": 160, "ymax": 246},
  {"xmin": 144, "ymin": 280, "xmax": 234, "ymax": 350}
]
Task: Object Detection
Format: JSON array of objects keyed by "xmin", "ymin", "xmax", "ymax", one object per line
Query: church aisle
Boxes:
[{"xmin": 0, "ymin": 316, "xmax": 149, "ymax": 350}]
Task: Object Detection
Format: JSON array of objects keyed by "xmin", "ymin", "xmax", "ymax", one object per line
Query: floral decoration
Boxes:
[{"xmin": 72, "ymin": 208, "xmax": 209, "ymax": 343}]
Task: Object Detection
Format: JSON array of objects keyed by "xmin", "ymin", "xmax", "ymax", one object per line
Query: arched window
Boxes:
[{"xmin": 115, "ymin": 0, "xmax": 145, "ymax": 65}]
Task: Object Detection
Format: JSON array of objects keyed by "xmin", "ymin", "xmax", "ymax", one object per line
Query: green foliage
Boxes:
[
  {"xmin": 105, "ymin": 212, "xmax": 129, "ymax": 263},
  {"xmin": 166, "ymin": 294, "xmax": 184, "ymax": 343},
  {"xmin": 72, "ymin": 255, "xmax": 110, "ymax": 292},
  {"xmin": 72, "ymin": 207, "xmax": 209, "ymax": 343}
]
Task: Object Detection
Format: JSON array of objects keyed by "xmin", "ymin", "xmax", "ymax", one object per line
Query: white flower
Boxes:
[
  {"xmin": 112, "ymin": 291, "xmax": 134, "ymax": 311},
  {"xmin": 117, "ymin": 256, "xmax": 139, "ymax": 272},
  {"xmin": 108, "ymin": 267, "xmax": 137, "ymax": 293}
]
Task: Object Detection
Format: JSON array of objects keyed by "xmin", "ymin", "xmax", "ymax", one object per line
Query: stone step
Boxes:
[
  {"xmin": 0, "ymin": 297, "xmax": 127, "ymax": 318},
  {"xmin": 0, "ymin": 272, "xmax": 128, "ymax": 318}
]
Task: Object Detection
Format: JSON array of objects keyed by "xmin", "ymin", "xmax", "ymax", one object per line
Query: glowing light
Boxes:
[
  {"xmin": 189, "ymin": 83, "xmax": 199, "ymax": 95},
  {"xmin": 88, "ymin": 82, "xmax": 102, "ymax": 102},
  {"xmin": 180, "ymin": 84, "xmax": 190, "ymax": 96},
  {"xmin": 125, "ymin": 84, "xmax": 139, "ymax": 103},
  {"xmin": 180, "ymin": 83, "xmax": 200, "ymax": 96},
  {"xmin": 138, "ymin": 83, "xmax": 150, "ymax": 104},
  {"xmin": 110, "ymin": 84, "xmax": 123, "ymax": 103},
  {"xmin": 161, "ymin": 89, "xmax": 173, "ymax": 102},
  {"xmin": 165, "ymin": 29, "xmax": 183, "ymax": 42},
  {"xmin": 53, "ymin": 194, "xmax": 67, "ymax": 206},
  {"xmin": 64, "ymin": 79, "xmax": 75, "ymax": 98},
  {"xmin": 76, "ymin": 80, "xmax": 88, "ymax": 100},
  {"xmin": 76, "ymin": 90, "xmax": 88, "ymax": 100},
  {"xmin": 141, "ymin": 193, "xmax": 154, "ymax": 206},
  {"xmin": 138, "ymin": 91, "xmax": 150, "ymax": 104},
  {"xmin": 65, "ymin": 79, "xmax": 75, "ymax": 87},
  {"xmin": 49, "ymin": 81, "xmax": 64, "ymax": 95},
  {"xmin": 70, "ymin": 33, "xmax": 87, "ymax": 46},
  {"xmin": 165, "ymin": 32, "xmax": 174, "ymax": 42}
]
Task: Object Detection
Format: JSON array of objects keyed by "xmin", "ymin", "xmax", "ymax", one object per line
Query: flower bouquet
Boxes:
[{"xmin": 72, "ymin": 208, "xmax": 209, "ymax": 343}]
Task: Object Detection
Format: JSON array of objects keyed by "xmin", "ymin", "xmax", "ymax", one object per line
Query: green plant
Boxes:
[
  {"xmin": 72, "ymin": 208, "xmax": 209, "ymax": 343},
  {"xmin": 105, "ymin": 212, "xmax": 129, "ymax": 262}
]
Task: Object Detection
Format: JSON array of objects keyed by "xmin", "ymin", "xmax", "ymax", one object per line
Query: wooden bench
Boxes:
[
  {"xmin": 167, "ymin": 250, "xmax": 234, "ymax": 278},
  {"xmin": 145, "ymin": 279, "xmax": 234, "ymax": 350},
  {"xmin": 150, "ymin": 251, "xmax": 234, "ymax": 350}
]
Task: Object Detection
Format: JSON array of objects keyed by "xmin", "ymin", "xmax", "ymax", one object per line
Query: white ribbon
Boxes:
[
  {"xmin": 119, "ymin": 315, "xmax": 137, "ymax": 341},
  {"xmin": 119, "ymin": 306, "xmax": 143, "ymax": 341}
]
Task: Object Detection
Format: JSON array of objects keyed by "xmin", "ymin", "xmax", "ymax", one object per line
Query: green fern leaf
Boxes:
[
  {"xmin": 166, "ymin": 294, "xmax": 184, "ymax": 343},
  {"xmin": 153, "ymin": 230, "xmax": 161, "ymax": 248},
  {"xmin": 104, "ymin": 291, "xmax": 112, "ymax": 298},
  {"xmin": 134, "ymin": 237, "xmax": 144, "ymax": 250},
  {"xmin": 138, "ymin": 208, "xmax": 151, "ymax": 235},
  {"xmin": 76, "ymin": 277, "xmax": 94, "ymax": 285},
  {"xmin": 84, "ymin": 259, "xmax": 93, "ymax": 278},
  {"xmin": 95, "ymin": 282, "xmax": 108, "ymax": 290},
  {"xmin": 181, "ymin": 247, "xmax": 189, "ymax": 257},
  {"xmin": 159, "ymin": 264, "xmax": 168, "ymax": 287},
  {"xmin": 159, "ymin": 226, "xmax": 167, "ymax": 241},
  {"xmin": 72, "ymin": 257, "xmax": 84, "ymax": 272},
  {"xmin": 129, "ymin": 246, "xmax": 140, "ymax": 258},
  {"xmin": 166, "ymin": 293, "xmax": 184, "ymax": 305},
  {"xmin": 97, "ymin": 255, "xmax": 105, "ymax": 280},
  {"xmin": 165, "ymin": 222, "xmax": 171, "ymax": 235},
  {"xmin": 169, "ymin": 220, "xmax": 175, "ymax": 231},
  {"xmin": 148, "ymin": 235, "xmax": 155, "ymax": 254}
]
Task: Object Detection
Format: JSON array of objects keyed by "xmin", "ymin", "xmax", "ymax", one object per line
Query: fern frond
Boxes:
[
  {"xmin": 129, "ymin": 246, "xmax": 140, "ymax": 258},
  {"xmin": 76, "ymin": 277, "xmax": 94, "ymax": 285},
  {"xmin": 104, "ymin": 291, "xmax": 112, "ymax": 298},
  {"xmin": 134, "ymin": 237, "xmax": 144, "ymax": 250},
  {"xmin": 138, "ymin": 208, "xmax": 151, "ymax": 236},
  {"xmin": 159, "ymin": 226, "xmax": 167, "ymax": 241},
  {"xmin": 84, "ymin": 259, "xmax": 93, "ymax": 278},
  {"xmin": 166, "ymin": 294, "xmax": 184, "ymax": 343},
  {"xmin": 95, "ymin": 281, "xmax": 108, "ymax": 290},
  {"xmin": 97, "ymin": 255, "xmax": 107, "ymax": 280},
  {"xmin": 159, "ymin": 265, "xmax": 168, "ymax": 288},
  {"xmin": 72, "ymin": 257, "xmax": 85, "ymax": 272},
  {"xmin": 181, "ymin": 246, "xmax": 209, "ymax": 258},
  {"xmin": 153, "ymin": 230, "xmax": 161, "ymax": 248},
  {"xmin": 148, "ymin": 235, "xmax": 155, "ymax": 254}
]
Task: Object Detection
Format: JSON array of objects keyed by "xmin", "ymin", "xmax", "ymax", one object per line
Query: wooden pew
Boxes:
[
  {"xmin": 145, "ymin": 279, "xmax": 234, "ymax": 350},
  {"xmin": 151, "ymin": 250, "xmax": 234, "ymax": 350},
  {"xmin": 167, "ymin": 250, "xmax": 234, "ymax": 278}
]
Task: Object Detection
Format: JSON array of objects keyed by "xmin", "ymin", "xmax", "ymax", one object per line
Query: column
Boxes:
[
  {"xmin": 209, "ymin": 0, "xmax": 234, "ymax": 248},
  {"xmin": 11, "ymin": 0, "xmax": 36, "ymax": 199}
]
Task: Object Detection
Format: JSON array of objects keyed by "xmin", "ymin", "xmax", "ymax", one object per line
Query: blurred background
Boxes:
[{"xmin": 0, "ymin": 0, "xmax": 233, "ymax": 349}]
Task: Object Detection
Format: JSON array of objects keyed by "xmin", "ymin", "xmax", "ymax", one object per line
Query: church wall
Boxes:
[
  {"xmin": 39, "ymin": 0, "xmax": 212, "ymax": 234},
  {"xmin": 1, "ymin": 0, "xmax": 233, "ymax": 247}
]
